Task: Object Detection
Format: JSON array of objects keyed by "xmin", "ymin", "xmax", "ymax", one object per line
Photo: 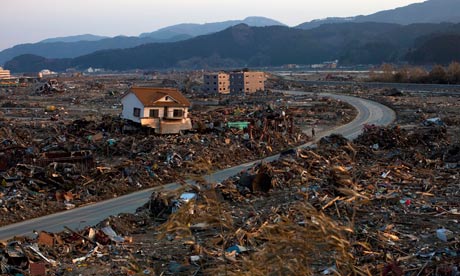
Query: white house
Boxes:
[{"xmin": 121, "ymin": 87, "xmax": 192, "ymax": 134}]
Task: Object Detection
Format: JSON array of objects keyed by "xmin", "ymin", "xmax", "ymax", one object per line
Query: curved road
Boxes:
[{"xmin": 0, "ymin": 93, "xmax": 395, "ymax": 240}]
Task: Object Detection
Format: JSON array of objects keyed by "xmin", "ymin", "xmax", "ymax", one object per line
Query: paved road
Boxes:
[{"xmin": 0, "ymin": 93, "xmax": 395, "ymax": 240}]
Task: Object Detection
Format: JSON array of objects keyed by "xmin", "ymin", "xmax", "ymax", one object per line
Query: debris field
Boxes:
[
  {"xmin": 2, "ymin": 121, "xmax": 460, "ymax": 275},
  {"xmin": 0, "ymin": 75, "xmax": 355, "ymax": 227},
  {"xmin": 3, "ymin": 75, "xmax": 460, "ymax": 275}
]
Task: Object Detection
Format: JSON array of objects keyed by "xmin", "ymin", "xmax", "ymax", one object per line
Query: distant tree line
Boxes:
[{"xmin": 370, "ymin": 62, "xmax": 460, "ymax": 84}]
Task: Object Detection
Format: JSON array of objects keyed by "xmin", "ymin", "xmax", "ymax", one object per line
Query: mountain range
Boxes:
[
  {"xmin": 6, "ymin": 22, "xmax": 460, "ymax": 72},
  {"xmin": 0, "ymin": 17, "xmax": 284, "ymax": 65},
  {"xmin": 139, "ymin": 16, "xmax": 285, "ymax": 40},
  {"xmin": 39, "ymin": 34, "xmax": 109, "ymax": 44},
  {"xmin": 297, "ymin": 0, "xmax": 460, "ymax": 29},
  {"xmin": 3, "ymin": 0, "xmax": 460, "ymax": 72}
]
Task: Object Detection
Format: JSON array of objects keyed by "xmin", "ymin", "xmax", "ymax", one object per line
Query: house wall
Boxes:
[
  {"xmin": 143, "ymin": 107, "xmax": 164, "ymax": 118},
  {"xmin": 157, "ymin": 95, "xmax": 177, "ymax": 102},
  {"xmin": 164, "ymin": 107, "xmax": 189, "ymax": 119},
  {"xmin": 229, "ymin": 72, "xmax": 244, "ymax": 93},
  {"xmin": 230, "ymin": 71, "xmax": 265, "ymax": 94},
  {"xmin": 121, "ymin": 93, "xmax": 144, "ymax": 123},
  {"xmin": 141, "ymin": 109, "xmax": 191, "ymax": 134},
  {"xmin": 159, "ymin": 118, "xmax": 192, "ymax": 134},
  {"xmin": 244, "ymin": 72, "xmax": 265, "ymax": 93},
  {"xmin": 203, "ymin": 73, "xmax": 230, "ymax": 94},
  {"xmin": 218, "ymin": 73, "xmax": 230, "ymax": 94},
  {"xmin": 143, "ymin": 107, "xmax": 189, "ymax": 119},
  {"xmin": 140, "ymin": 117, "xmax": 160, "ymax": 128}
]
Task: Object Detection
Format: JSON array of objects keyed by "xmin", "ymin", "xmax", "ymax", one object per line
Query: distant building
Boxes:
[
  {"xmin": 229, "ymin": 71, "xmax": 265, "ymax": 94},
  {"xmin": 203, "ymin": 72, "xmax": 230, "ymax": 94},
  {"xmin": 323, "ymin": 60, "xmax": 338, "ymax": 69},
  {"xmin": 121, "ymin": 87, "xmax": 192, "ymax": 134},
  {"xmin": 311, "ymin": 60, "xmax": 339, "ymax": 69},
  {"xmin": 0, "ymin": 67, "xmax": 11, "ymax": 79},
  {"xmin": 85, "ymin": 67, "xmax": 105, "ymax": 74},
  {"xmin": 39, "ymin": 69, "xmax": 58, "ymax": 78},
  {"xmin": 283, "ymin": 64, "xmax": 299, "ymax": 69}
]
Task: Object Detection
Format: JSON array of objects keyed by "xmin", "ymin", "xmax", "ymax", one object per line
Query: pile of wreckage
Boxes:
[
  {"xmin": 2, "ymin": 122, "xmax": 460, "ymax": 275},
  {"xmin": 0, "ymin": 103, "xmax": 311, "ymax": 226},
  {"xmin": 33, "ymin": 79, "xmax": 65, "ymax": 95}
]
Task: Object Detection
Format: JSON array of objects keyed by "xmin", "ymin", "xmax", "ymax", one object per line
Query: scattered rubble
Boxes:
[
  {"xmin": 2, "ymin": 122, "xmax": 459, "ymax": 275},
  {"xmin": 0, "ymin": 75, "xmax": 357, "ymax": 226},
  {"xmin": 3, "ymin": 74, "xmax": 460, "ymax": 275}
]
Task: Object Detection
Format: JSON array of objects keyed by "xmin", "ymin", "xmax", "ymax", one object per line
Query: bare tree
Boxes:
[
  {"xmin": 381, "ymin": 63, "xmax": 395, "ymax": 82},
  {"xmin": 428, "ymin": 65, "xmax": 447, "ymax": 84},
  {"xmin": 447, "ymin": 62, "xmax": 460, "ymax": 84}
]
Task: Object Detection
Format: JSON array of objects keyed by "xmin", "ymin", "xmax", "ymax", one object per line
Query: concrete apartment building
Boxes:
[
  {"xmin": 229, "ymin": 71, "xmax": 265, "ymax": 93},
  {"xmin": 203, "ymin": 72, "xmax": 230, "ymax": 94},
  {"xmin": 0, "ymin": 67, "xmax": 11, "ymax": 79},
  {"xmin": 203, "ymin": 71, "xmax": 265, "ymax": 94}
]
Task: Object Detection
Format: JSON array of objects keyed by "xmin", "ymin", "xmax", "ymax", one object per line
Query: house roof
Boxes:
[{"xmin": 125, "ymin": 87, "xmax": 191, "ymax": 107}]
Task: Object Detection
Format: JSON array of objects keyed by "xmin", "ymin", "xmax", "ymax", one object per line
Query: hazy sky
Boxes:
[{"xmin": 1, "ymin": 0, "xmax": 425, "ymax": 50}]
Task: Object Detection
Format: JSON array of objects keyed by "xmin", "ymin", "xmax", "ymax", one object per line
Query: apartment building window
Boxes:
[
  {"xmin": 149, "ymin": 109, "xmax": 159, "ymax": 118},
  {"xmin": 173, "ymin": 109, "xmax": 183, "ymax": 117},
  {"xmin": 133, "ymin": 108, "xmax": 141, "ymax": 117}
]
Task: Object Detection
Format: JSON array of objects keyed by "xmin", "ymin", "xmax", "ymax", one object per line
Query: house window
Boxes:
[
  {"xmin": 133, "ymin": 107, "xmax": 141, "ymax": 117},
  {"xmin": 149, "ymin": 109, "xmax": 159, "ymax": 118},
  {"xmin": 173, "ymin": 109, "xmax": 183, "ymax": 117}
]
